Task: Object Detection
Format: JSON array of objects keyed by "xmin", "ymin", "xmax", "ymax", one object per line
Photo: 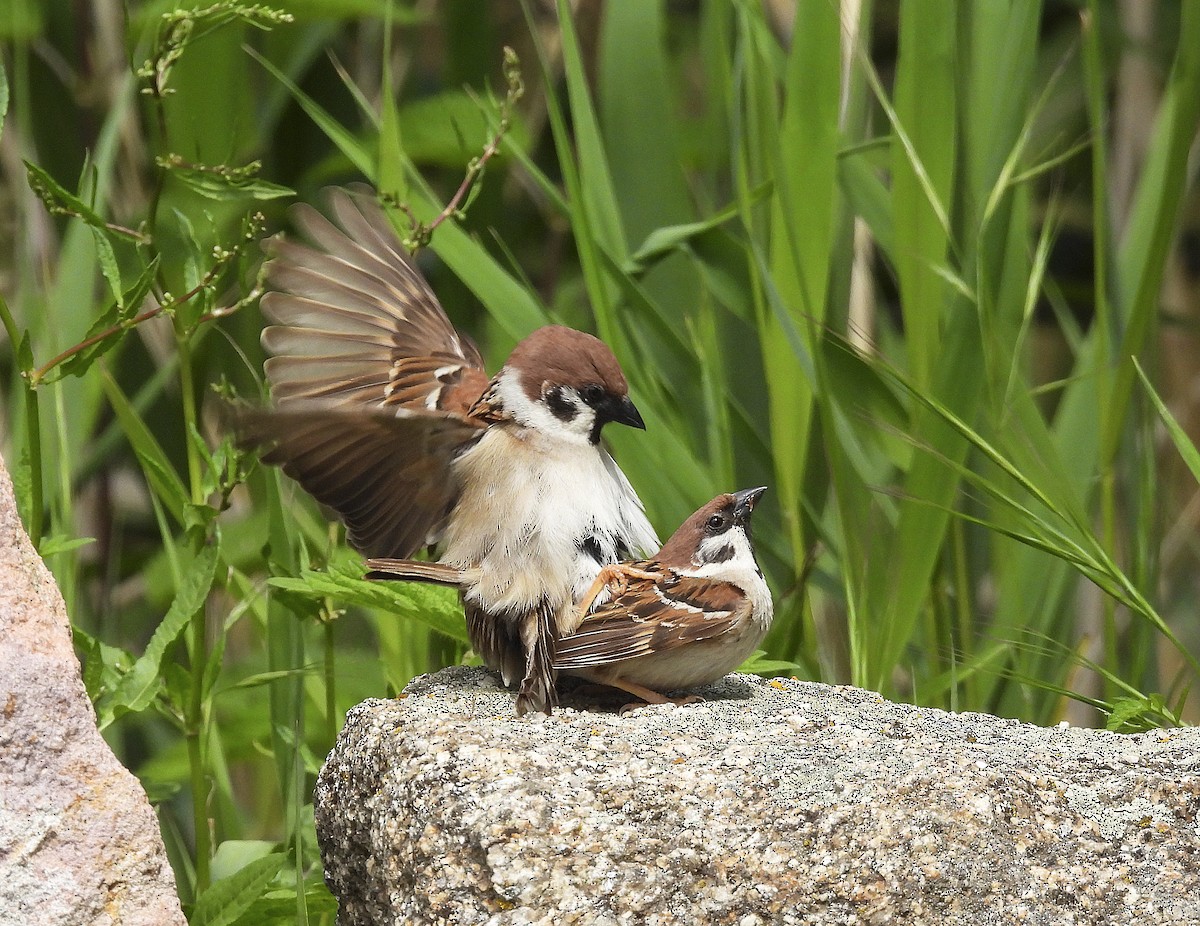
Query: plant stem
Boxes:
[
  {"xmin": 22, "ymin": 383, "xmax": 43, "ymax": 548},
  {"xmin": 177, "ymin": 321, "xmax": 212, "ymax": 891},
  {"xmin": 175, "ymin": 329, "xmax": 204, "ymax": 507},
  {"xmin": 185, "ymin": 698, "xmax": 211, "ymax": 892},
  {"xmin": 31, "ymin": 269, "xmax": 223, "ymax": 386},
  {"xmin": 324, "ymin": 617, "xmax": 337, "ymax": 746},
  {"xmin": 0, "ymin": 295, "xmax": 43, "ymax": 546}
]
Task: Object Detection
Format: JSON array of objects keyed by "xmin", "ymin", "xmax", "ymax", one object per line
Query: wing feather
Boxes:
[
  {"xmin": 235, "ymin": 402, "xmax": 484, "ymax": 558},
  {"xmin": 261, "ymin": 186, "xmax": 486, "ymax": 416},
  {"xmin": 553, "ymin": 570, "xmax": 750, "ymax": 670}
]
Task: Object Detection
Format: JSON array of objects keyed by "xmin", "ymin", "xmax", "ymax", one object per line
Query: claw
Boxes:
[{"xmin": 575, "ymin": 563, "xmax": 667, "ymax": 622}]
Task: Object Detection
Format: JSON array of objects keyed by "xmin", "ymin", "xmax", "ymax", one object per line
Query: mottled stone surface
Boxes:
[
  {"xmin": 315, "ymin": 666, "xmax": 1200, "ymax": 926},
  {"xmin": 0, "ymin": 455, "xmax": 185, "ymax": 926}
]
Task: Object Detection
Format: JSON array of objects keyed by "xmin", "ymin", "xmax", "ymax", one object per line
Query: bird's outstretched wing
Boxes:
[
  {"xmin": 552, "ymin": 568, "xmax": 750, "ymax": 670},
  {"xmin": 233, "ymin": 403, "xmax": 484, "ymax": 558},
  {"xmin": 260, "ymin": 186, "xmax": 490, "ymax": 416}
]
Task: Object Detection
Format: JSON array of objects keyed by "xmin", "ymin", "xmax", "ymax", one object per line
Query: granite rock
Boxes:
[
  {"xmin": 315, "ymin": 666, "xmax": 1200, "ymax": 926},
  {"xmin": 0, "ymin": 455, "xmax": 185, "ymax": 926}
]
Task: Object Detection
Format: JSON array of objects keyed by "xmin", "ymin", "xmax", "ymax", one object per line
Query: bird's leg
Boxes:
[
  {"xmin": 578, "ymin": 671, "xmax": 703, "ymax": 715},
  {"xmin": 576, "ymin": 564, "xmax": 666, "ymax": 619}
]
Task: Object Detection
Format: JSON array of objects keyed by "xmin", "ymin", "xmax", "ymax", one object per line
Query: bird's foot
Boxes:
[
  {"xmin": 617, "ymin": 693, "xmax": 704, "ymax": 715},
  {"xmin": 575, "ymin": 564, "xmax": 666, "ymax": 621}
]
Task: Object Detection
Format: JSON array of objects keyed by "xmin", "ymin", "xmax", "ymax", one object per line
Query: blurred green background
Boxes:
[{"xmin": 2, "ymin": 0, "xmax": 1200, "ymax": 920}]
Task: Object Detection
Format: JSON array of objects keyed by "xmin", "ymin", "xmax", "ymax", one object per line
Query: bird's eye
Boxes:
[
  {"xmin": 705, "ymin": 513, "xmax": 728, "ymax": 534},
  {"xmin": 579, "ymin": 383, "xmax": 605, "ymax": 406}
]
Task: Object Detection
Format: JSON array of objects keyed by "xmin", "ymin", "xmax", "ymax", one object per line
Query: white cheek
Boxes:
[
  {"xmin": 687, "ymin": 527, "xmax": 773, "ymax": 622},
  {"xmin": 494, "ymin": 370, "xmax": 596, "ymax": 444},
  {"xmin": 696, "ymin": 529, "xmax": 753, "ymax": 566}
]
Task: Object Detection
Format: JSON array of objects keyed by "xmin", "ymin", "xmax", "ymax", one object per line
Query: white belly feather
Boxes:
[{"xmin": 440, "ymin": 427, "xmax": 658, "ymax": 616}]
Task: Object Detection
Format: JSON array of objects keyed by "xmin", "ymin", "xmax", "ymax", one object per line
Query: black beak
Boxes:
[
  {"xmin": 604, "ymin": 394, "xmax": 646, "ymax": 431},
  {"xmin": 733, "ymin": 486, "xmax": 767, "ymax": 524}
]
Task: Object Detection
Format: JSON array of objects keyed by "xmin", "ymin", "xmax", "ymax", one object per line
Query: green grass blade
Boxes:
[
  {"xmin": 1103, "ymin": 1, "xmax": 1200, "ymax": 462},
  {"xmin": 889, "ymin": 0, "xmax": 957, "ymax": 389},
  {"xmin": 99, "ymin": 368, "xmax": 190, "ymax": 525},
  {"xmin": 760, "ymin": 0, "xmax": 841, "ymax": 561},
  {"xmin": 247, "ymin": 45, "xmax": 373, "ymax": 177},
  {"xmin": 1135, "ymin": 359, "xmax": 1200, "ymax": 485}
]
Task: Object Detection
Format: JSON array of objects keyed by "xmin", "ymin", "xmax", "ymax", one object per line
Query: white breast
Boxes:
[{"xmin": 440, "ymin": 427, "xmax": 658, "ymax": 615}]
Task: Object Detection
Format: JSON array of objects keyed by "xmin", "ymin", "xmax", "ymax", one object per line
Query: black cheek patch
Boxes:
[
  {"xmin": 545, "ymin": 386, "xmax": 577, "ymax": 423},
  {"xmin": 707, "ymin": 544, "xmax": 734, "ymax": 564}
]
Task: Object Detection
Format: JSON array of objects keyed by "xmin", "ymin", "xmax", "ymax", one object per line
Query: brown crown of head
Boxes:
[
  {"xmin": 506, "ymin": 325, "xmax": 629, "ymax": 401},
  {"xmin": 656, "ymin": 495, "xmax": 730, "ymax": 566},
  {"xmin": 655, "ymin": 487, "xmax": 766, "ymax": 567}
]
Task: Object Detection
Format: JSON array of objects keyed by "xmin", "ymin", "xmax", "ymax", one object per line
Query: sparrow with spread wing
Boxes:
[
  {"xmin": 551, "ymin": 486, "xmax": 772, "ymax": 709},
  {"xmin": 235, "ymin": 187, "xmax": 659, "ymax": 714}
]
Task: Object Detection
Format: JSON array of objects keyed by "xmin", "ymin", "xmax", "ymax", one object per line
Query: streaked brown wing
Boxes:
[
  {"xmin": 234, "ymin": 403, "xmax": 484, "ymax": 558},
  {"xmin": 260, "ymin": 186, "xmax": 488, "ymax": 415},
  {"xmin": 553, "ymin": 570, "xmax": 750, "ymax": 670}
]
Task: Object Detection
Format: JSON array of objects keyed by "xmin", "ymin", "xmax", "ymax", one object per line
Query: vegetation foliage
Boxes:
[{"xmin": 2, "ymin": 0, "xmax": 1199, "ymax": 920}]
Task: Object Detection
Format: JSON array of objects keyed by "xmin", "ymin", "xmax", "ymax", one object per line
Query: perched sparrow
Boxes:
[
  {"xmin": 236, "ymin": 187, "xmax": 659, "ymax": 715},
  {"xmin": 551, "ymin": 487, "xmax": 772, "ymax": 709}
]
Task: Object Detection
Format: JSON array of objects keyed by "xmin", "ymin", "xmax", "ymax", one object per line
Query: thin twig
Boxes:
[
  {"xmin": 387, "ymin": 46, "xmax": 525, "ymax": 253},
  {"xmin": 30, "ymin": 213, "xmax": 266, "ymax": 385},
  {"xmin": 31, "ymin": 283, "xmax": 202, "ymax": 386}
]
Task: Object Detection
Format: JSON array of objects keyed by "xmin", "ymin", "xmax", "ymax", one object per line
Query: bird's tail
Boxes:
[
  {"xmin": 364, "ymin": 558, "xmax": 465, "ymax": 587},
  {"xmin": 515, "ymin": 602, "xmax": 560, "ymax": 717}
]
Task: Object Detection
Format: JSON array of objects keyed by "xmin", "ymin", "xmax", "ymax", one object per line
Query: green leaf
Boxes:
[
  {"xmin": 231, "ymin": 880, "xmax": 339, "ymax": 925},
  {"xmin": 191, "ymin": 852, "xmax": 287, "ymax": 926},
  {"xmin": 269, "ymin": 562, "xmax": 468, "ymax": 643},
  {"xmin": 0, "ymin": 54, "xmax": 7, "ymax": 132},
  {"xmin": 99, "ymin": 541, "xmax": 220, "ymax": 728},
  {"xmin": 737, "ymin": 650, "xmax": 804, "ymax": 677},
  {"xmin": 15, "ymin": 330, "xmax": 33, "ymax": 372},
  {"xmin": 758, "ymin": 0, "xmax": 842, "ymax": 560},
  {"xmin": 214, "ymin": 668, "xmax": 312, "ymax": 695},
  {"xmin": 0, "ymin": 292, "xmax": 25, "ymax": 370},
  {"xmin": 838, "ymin": 146, "xmax": 895, "ymax": 264},
  {"xmin": 397, "ymin": 90, "xmax": 529, "ymax": 167},
  {"xmin": 168, "ymin": 166, "xmax": 294, "ymax": 202},
  {"xmin": 37, "ymin": 534, "xmax": 96, "ymax": 557},
  {"xmin": 597, "ymin": 0, "xmax": 693, "ymax": 247},
  {"xmin": 377, "ymin": 3, "xmax": 404, "ymax": 198},
  {"xmin": 89, "ymin": 226, "xmax": 123, "ymax": 308},
  {"xmin": 10, "ymin": 446, "xmax": 33, "ymax": 537},
  {"xmin": 202, "ymin": 612, "xmax": 229, "ymax": 703},
  {"xmin": 1103, "ymin": 1, "xmax": 1200, "ymax": 463},
  {"xmin": 888, "ymin": 0, "xmax": 957, "ymax": 388},
  {"xmin": 24, "ymin": 160, "xmax": 112, "ymax": 231},
  {"xmin": 1105, "ymin": 694, "xmax": 1175, "ymax": 734},
  {"xmin": 73, "ymin": 626, "xmax": 133, "ymax": 705},
  {"xmin": 625, "ymin": 186, "xmax": 769, "ymax": 272},
  {"xmin": 210, "ymin": 841, "xmax": 279, "ymax": 883},
  {"xmin": 543, "ymin": 0, "xmax": 628, "ymax": 350}
]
